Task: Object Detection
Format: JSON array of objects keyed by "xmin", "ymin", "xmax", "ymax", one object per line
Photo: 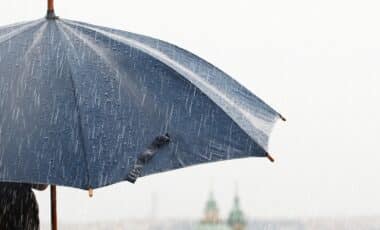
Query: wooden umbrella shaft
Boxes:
[
  {"xmin": 50, "ymin": 185, "xmax": 58, "ymax": 230},
  {"xmin": 48, "ymin": 0, "xmax": 54, "ymax": 11},
  {"xmin": 46, "ymin": 0, "xmax": 57, "ymax": 19}
]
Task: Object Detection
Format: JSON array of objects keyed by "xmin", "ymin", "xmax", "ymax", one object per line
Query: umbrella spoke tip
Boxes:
[
  {"xmin": 266, "ymin": 154, "xmax": 275, "ymax": 162},
  {"xmin": 88, "ymin": 188, "xmax": 94, "ymax": 198},
  {"xmin": 279, "ymin": 114, "xmax": 287, "ymax": 122}
]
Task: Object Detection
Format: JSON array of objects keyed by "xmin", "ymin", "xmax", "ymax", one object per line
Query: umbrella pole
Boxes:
[
  {"xmin": 50, "ymin": 185, "xmax": 58, "ymax": 230},
  {"xmin": 48, "ymin": 0, "xmax": 54, "ymax": 12},
  {"xmin": 46, "ymin": 0, "xmax": 58, "ymax": 19}
]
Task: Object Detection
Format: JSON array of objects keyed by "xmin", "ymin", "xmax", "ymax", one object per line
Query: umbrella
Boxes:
[{"xmin": 0, "ymin": 1, "xmax": 285, "ymax": 229}]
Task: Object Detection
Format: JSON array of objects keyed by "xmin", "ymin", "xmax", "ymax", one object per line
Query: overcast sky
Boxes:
[{"xmin": 1, "ymin": 0, "xmax": 380, "ymax": 224}]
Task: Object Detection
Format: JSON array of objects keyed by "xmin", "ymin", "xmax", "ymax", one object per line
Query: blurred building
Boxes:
[
  {"xmin": 196, "ymin": 191, "xmax": 246, "ymax": 230},
  {"xmin": 227, "ymin": 193, "xmax": 246, "ymax": 230}
]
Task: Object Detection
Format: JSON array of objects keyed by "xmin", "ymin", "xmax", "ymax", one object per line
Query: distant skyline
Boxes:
[
  {"xmin": 1, "ymin": 0, "xmax": 380, "ymax": 223},
  {"xmin": 41, "ymin": 217, "xmax": 380, "ymax": 230}
]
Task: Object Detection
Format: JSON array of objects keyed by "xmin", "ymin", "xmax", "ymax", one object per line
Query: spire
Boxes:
[
  {"xmin": 202, "ymin": 190, "xmax": 220, "ymax": 224},
  {"xmin": 205, "ymin": 191, "xmax": 218, "ymax": 212},
  {"xmin": 227, "ymin": 184, "xmax": 246, "ymax": 230}
]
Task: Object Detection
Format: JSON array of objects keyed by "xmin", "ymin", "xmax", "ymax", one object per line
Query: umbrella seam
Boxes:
[
  {"xmin": 61, "ymin": 19, "xmax": 276, "ymax": 151},
  {"xmin": 62, "ymin": 19, "xmax": 283, "ymax": 118},
  {"xmin": 0, "ymin": 19, "xmax": 44, "ymax": 46},
  {"xmin": 55, "ymin": 22, "xmax": 92, "ymax": 189},
  {"xmin": 56, "ymin": 21, "xmax": 272, "ymax": 180}
]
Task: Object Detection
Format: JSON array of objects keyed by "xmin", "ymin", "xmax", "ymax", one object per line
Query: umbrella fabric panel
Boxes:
[
  {"xmin": 0, "ymin": 20, "xmax": 43, "ymax": 40},
  {"xmin": 0, "ymin": 21, "xmax": 88, "ymax": 188},
  {"xmin": 57, "ymin": 20, "xmax": 268, "ymax": 188},
  {"xmin": 62, "ymin": 19, "xmax": 281, "ymax": 149}
]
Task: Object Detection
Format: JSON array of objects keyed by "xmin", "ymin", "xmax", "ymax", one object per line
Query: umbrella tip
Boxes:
[
  {"xmin": 88, "ymin": 188, "xmax": 94, "ymax": 198},
  {"xmin": 266, "ymin": 153, "xmax": 275, "ymax": 163},
  {"xmin": 279, "ymin": 114, "xmax": 287, "ymax": 122}
]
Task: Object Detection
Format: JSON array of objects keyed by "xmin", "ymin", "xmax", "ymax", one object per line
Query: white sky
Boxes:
[{"xmin": 1, "ymin": 0, "xmax": 380, "ymax": 223}]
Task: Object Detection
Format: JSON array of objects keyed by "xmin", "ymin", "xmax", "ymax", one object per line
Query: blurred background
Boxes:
[{"xmin": 1, "ymin": 0, "xmax": 380, "ymax": 229}]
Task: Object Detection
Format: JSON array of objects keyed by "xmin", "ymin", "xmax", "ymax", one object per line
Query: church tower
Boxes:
[
  {"xmin": 202, "ymin": 192, "xmax": 220, "ymax": 224},
  {"xmin": 196, "ymin": 191, "xmax": 230, "ymax": 230},
  {"xmin": 227, "ymin": 191, "xmax": 246, "ymax": 230}
]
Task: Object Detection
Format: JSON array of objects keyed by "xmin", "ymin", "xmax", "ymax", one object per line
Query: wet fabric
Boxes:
[
  {"xmin": 0, "ymin": 183, "xmax": 40, "ymax": 230},
  {"xmin": 0, "ymin": 18, "xmax": 282, "ymax": 189}
]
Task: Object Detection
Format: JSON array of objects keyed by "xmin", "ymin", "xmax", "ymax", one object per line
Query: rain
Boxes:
[{"xmin": 1, "ymin": 0, "xmax": 380, "ymax": 230}]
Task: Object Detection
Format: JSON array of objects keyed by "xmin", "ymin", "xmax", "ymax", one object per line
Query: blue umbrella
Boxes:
[{"xmin": 0, "ymin": 1, "xmax": 285, "ymax": 228}]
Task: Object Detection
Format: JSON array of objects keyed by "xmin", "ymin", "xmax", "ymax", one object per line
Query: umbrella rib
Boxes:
[
  {"xmin": 0, "ymin": 19, "xmax": 44, "ymax": 45},
  {"xmin": 55, "ymin": 25, "xmax": 92, "ymax": 189},
  {"xmin": 61, "ymin": 20, "xmax": 277, "ymax": 151},
  {"xmin": 0, "ymin": 19, "xmax": 36, "ymax": 30},
  {"xmin": 57, "ymin": 21, "xmax": 169, "ymax": 132},
  {"xmin": 61, "ymin": 19, "xmax": 284, "ymax": 120}
]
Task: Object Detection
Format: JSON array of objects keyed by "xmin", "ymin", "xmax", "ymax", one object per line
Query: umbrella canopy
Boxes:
[{"xmin": 0, "ymin": 15, "xmax": 284, "ymax": 190}]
